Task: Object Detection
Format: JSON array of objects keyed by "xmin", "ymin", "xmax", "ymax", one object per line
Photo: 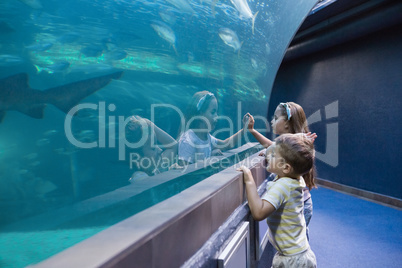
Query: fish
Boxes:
[
  {"xmin": 36, "ymin": 138, "xmax": 50, "ymax": 146},
  {"xmin": 0, "ymin": 21, "xmax": 15, "ymax": 34},
  {"xmin": 0, "ymin": 55, "xmax": 23, "ymax": 66},
  {"xmin": 0, "ymin": 71, "xmax": 123, "ymax": 122},
  {"xmin": 218, "ymin": 28, "xmax": 243, "ymax": 52},
  {"xmin": 33, "ymin": 178, "xmax": 58, "ymax": 196},
  {"xmin": 75, "ymin": 130, "xmax": 96, "ymax": 142},
  {"xmin": 54, "ymin": 147, "xmax": 78, "ymax": 155},
  {"xmin": 265, "ymin": 43, "xmax": 271, "ymax": 55},
  {"xmin": 43, "ymin": 129, "xmax": 58, "ymax": 136},
  {"xmin": 70, "ymin": 63, "xmax": 116, "ymax": 74},
  {"xmin": 18, "ymin": 0, "xmax": 43, "ymax": 9},
  {"xmin": 25, "ymin": 42, "xmax": 53, "ymax": 52},
  {"xmin": 30, "ymin": 160, "xmax": 41, "ymax": 166},
  {"xmin": 24, "ymin": 153, "xmax": 38, "ymax": 160},
  {"xmin": 80, "ymin": 44, "xmax": 105, "ymax": 57},
  {"xmin": 104, "ymin": 49, "xmax": 127, "ymax": 61},
  {"xmin": 34, "ymin": 60, "xmax": 70, "ymax": 74},
  {"xmin": 230, "ymin": 0, "xmax": 258, "ymax": 34},
  {"xmin": 151, "ymin": 21, "xmax": 177, "ymax": 54},
  {"xmin": 102, "ymin": 32, "xmax": 141, "ymax": 44},
  {"xmin": 251, "ymin": 58, "xmax": 258, "ymax": 69},
  {"xmin": 159, "ymin": 10, "xmax": 177, "ymax": 25},
  {"xmin": 165, "ymin": 0, "xmax": 195, "ymax": 13},
  {"xmin": 57, "ymin": 32, "xmax": 80, "ymax": 44}
]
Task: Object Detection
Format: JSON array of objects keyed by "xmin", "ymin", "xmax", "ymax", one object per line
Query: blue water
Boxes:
[{"xmin": 0, "ymin": 0, "xmax": 318, "ymax": 267}]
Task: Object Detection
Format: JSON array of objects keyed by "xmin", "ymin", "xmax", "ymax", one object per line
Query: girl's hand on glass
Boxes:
[
  {"xmin": 243, "ymin": 113, "xmax": 255, "ymax": 130},
  {"xmin": 305, "ymin": 132, "xmax": 317, "ymax": 143}
]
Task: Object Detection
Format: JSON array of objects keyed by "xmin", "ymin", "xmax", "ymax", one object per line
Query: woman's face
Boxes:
[
  {"xmin": 271, "ymin": 107, "xmax": 288, "ymax": 135},
  {"xmin": 201, "ymin": 97, "xmax": 218, "ymax": 130}
]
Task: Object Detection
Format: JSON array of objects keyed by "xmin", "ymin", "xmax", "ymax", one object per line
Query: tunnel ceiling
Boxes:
[{"xmin": 284, "ymin": 0, "xmax": 402, "ymax": 61}]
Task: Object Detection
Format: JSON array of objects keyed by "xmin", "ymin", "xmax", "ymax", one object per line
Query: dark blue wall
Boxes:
[{"xmin": 269, "ymin": 24, "xmax": 402, "ymax": 199}]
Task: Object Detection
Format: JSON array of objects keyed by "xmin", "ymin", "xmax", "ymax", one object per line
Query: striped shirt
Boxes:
[{"xmin": 262, "ymin": 176, "xmax": 309, "ymax": 255}]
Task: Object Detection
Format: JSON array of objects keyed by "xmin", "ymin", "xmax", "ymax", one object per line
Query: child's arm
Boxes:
[
  {"xmin": 245, "ymin": 113, "xmax": 273, "ymax": 148},
  {"xmin": 129, "ymin": 116, "xmax": 178, "ymax": 150},
  {"xmin": 215, "ymin": 128, "xmax": 244, "ymax": 151},
  {"xmin": 214, "ymin": 113, "xmax": 250, "ymax": 150},
  {"xmin": 237, "ymin": 166, "xmax": 275, "ymax": 221}
]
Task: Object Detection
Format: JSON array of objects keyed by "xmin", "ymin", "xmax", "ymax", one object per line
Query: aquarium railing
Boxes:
[
  {"xmin": 2, "ymin": 142, "xmax": 263, "ymax": 267},
  {"xmin": 29, "ymin": 143, "xmax": 268, "ymax": 267}
]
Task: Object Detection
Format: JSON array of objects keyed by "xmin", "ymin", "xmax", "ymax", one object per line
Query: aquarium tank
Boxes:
[{"xmin": 0, "ymin": 0, "xmax": 319, "ymax": 267}]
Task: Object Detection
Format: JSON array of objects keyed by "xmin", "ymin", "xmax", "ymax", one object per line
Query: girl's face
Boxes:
[
  {"xmin": 271, "ymin": 106, "xmax": 288, "ymax": 135},
  {"xmin": 201, "ymin": 97, "xmax": 218, "ymax": 130}
]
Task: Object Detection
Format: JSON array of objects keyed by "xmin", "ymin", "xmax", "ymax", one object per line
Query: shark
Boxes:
[{"xmin": 0, "ymin": 71, "xmax": 123, "ymax": 122}]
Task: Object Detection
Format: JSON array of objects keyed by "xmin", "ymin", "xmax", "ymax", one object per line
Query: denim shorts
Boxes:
[{"xmin": 304, "ymin": 197, "xmax": 313, "ymax": 226}]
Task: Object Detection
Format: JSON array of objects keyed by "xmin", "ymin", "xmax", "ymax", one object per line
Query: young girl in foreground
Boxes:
[
  {"xmin": 178, "ymin": 91, "xmax": 248, "ymax": 164},
  {"xmin": 238, "ymin": 134, "xmax": 317, "ymax": 267},
  {"xmin": 246, "ymin": 102, "xmax": 317, "ymax": 236}
]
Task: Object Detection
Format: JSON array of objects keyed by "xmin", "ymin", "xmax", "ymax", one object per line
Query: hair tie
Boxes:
[
  {"xmin": 197, "ymin": 93, "xmax": 214, "ymax": 111},
  {"xmin": 280, "ymin": 102, "xmax": 292, "ymax": 120}
]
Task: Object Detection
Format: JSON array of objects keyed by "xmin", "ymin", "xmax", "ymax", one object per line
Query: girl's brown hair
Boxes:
[{"xmin": 277, "ymin": 102, "xmax": 317, "ymax": 190}]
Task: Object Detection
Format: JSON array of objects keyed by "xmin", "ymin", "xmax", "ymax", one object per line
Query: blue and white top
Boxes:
[{"xmin": 178, "ymin": 129, "xmax": 218, "ymax": 163}]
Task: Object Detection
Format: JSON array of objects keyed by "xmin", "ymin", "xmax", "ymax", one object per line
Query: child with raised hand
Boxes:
[
  {"xmin": 246, "ymin": 102, "xmax": 317, "ymax": 237},
  {"xmin": 237, "ymin": 133, "xmax": 317, "ymax": 268},
  {"xmin": 126, "ymin": 115, "xmax": 178, "ymax": 182},
  {"xmin": 178, "ymin": 91, "xmax": 248, "ymax": 165}
]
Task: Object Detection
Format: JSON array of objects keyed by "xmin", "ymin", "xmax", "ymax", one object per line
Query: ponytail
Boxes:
[{"xmin": 303, "ymin": 165, "xmax": 317, "ymax": 190}]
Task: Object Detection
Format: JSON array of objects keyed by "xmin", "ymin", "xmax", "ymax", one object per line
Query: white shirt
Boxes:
[{"xmin": 178, "ymin": 129, "xmax": 218, "ymax": 163}]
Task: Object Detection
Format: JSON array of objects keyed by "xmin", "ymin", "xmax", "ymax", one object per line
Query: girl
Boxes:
[
  {"xmin": 178, "ymin": 91, "xmax": 248, "ymax": 164},
  {"xmin": 246, "ymin": 102, "xmax": 317, "ymax": 237}
]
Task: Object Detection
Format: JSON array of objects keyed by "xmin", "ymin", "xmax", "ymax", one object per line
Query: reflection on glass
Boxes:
[
  {"xmin": 126, "ymin": 115, "xmax": 178, "ymax": 180},
  {"xmin": 0, "ymin": 0, "xmax": 318, "ymax": 266},
  {"xmin": 178, "ymin": 90, "xmax": 247, "ymax": 164}
]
